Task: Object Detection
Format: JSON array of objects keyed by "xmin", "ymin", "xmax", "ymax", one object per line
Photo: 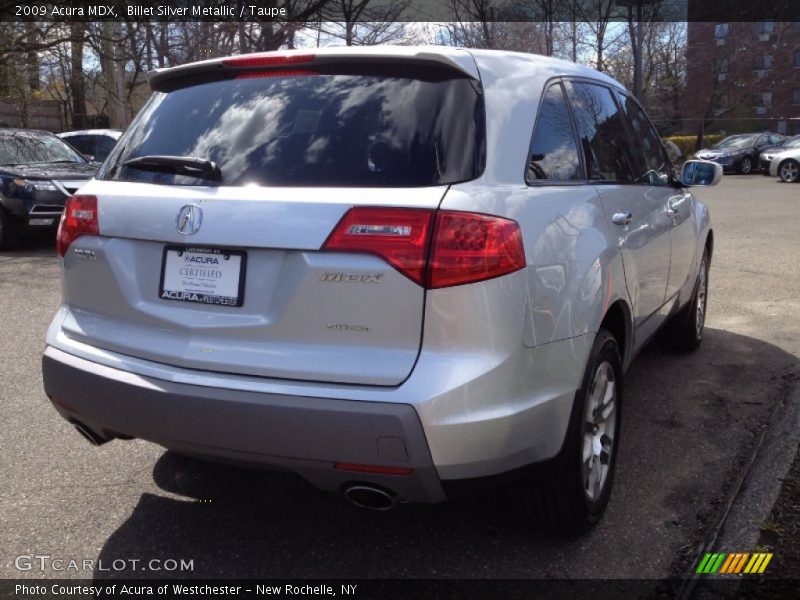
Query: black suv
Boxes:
[
  {"xmin": 0, "ymin": 129, "xmax": 99, "ymax": 249},
  {"xmin": 695, "ymin": 132, "xmax": 784, "ymax": 175}
]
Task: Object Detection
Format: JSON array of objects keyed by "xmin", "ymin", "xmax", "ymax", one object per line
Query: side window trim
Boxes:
[{"xmin": 524, "ymin": 77, "xmax": 587, "ymax": 186}]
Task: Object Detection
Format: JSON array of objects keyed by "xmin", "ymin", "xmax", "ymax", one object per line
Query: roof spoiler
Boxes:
[{"xmin": 147, "ymin": 48, "xmax": 480, "ymax": 91}]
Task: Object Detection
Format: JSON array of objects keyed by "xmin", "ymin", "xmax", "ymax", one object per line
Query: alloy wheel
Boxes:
[
  {"xmin": 582, "ymin": 361, "xmax": 617, "ymax": 502},
  {"xmin": 696, "ymin": 258, "xmax": 707, "ymax": 339},
  {"xmin": 780, "ymin": 161, "xmax": 799, "ymax": 183}
]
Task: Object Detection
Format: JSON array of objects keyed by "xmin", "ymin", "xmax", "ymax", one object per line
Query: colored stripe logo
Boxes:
[{"xmin": 696, "ymin": 552, "xmax": 773, "ymax": 574}]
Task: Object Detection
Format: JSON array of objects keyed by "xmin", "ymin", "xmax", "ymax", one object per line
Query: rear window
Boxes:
[{"xmin": 100, "ymin": 66, "xmax": 485, "ymax": 187}]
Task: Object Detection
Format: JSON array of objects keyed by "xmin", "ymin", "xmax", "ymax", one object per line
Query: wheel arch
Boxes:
[{"xmin": 599, "ymin": 300, "xmax": 632, "ymax": 368}]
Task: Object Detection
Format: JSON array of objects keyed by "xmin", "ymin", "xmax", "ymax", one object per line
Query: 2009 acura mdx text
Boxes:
[{"xmin": 42, "ymin": 46, "xmax": 719, "ymax": 532}]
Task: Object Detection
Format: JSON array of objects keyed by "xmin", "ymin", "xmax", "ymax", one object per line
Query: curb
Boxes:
[{"xmin": 677, "ymin": 378, "xmax": 800, "ymax": 598}]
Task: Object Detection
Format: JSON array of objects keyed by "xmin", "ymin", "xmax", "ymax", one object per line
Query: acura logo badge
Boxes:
[{"xmin": 176, "ymin": 204, "xmax": 202, "ymax": 235}]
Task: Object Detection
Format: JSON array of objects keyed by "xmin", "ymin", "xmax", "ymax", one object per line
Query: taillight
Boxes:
[
  {"xmin": 322, "ymin": 207, "xmax": 434, "ymax": 286},
  {"xmin": 322, "ymin": 208, "xmax": 526, "ymax": 289},
  {"xmin": 428, "ymin": 211, "xmax": 526, "ymax": 289},
  {"xmin": 56, "ymin": 195, "xmax": 99, "ymax": 257},
  {"xmin": 222, "ymin": 53, "xmax": 315, "ymax": 68}
]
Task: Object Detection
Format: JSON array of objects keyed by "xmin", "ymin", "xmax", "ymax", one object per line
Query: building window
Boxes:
[
  {"xmin": 715, "ymin": 23, "xmax": 730, "ymax": 39},
  {"xmin": 754, "ymin": 54, "xmax": 773, "ymax": 70},
  {"xmin": 755, "ymin": 21, "xmax": 775, "ymax": 34},
  {"xmin": 752, "ymin": 92, "xmax": 772, "ymax": 108},
  {"xmin": 714, "ymin": 57, "xmax": 729, "ymax": 74},
  {"xmin": 714, "ymin": 95, "xmax": 728, "ymax": 116},
  {"xmin": 793, "ymin": 89, "xmax": 800, "ymax": 105}
]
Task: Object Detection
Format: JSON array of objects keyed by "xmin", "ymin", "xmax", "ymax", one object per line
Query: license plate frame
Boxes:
[{"xmin": 159, "ymin": 246, "xmax": 246, "ymax": 307}]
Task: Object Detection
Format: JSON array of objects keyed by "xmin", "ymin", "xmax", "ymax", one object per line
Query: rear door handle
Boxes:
[{"xmin": 612, "ymin": 211, "xmax": 632, "ymax": 226}]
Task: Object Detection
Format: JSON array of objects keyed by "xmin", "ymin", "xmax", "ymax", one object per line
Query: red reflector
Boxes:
[
  {"xmin": 322, "ymin": 207, "xmax": 434, "ymax": 286},
  {"xmin": 56, "ymin": 195, "xmax": 99, "ymax": 257},
  {"xmin": 235, "ymin": 69, "xmax": 318, "ymax": 80},
  {"xmin": 334, "ymin": 462, "xmax": 414, "ymax": 476},
  {"xmin": 428, "ymin": 211, "xmax": 526, "ymax": 289},
  {"xmin": 222, "ymin": 53, "xmax": 315, "ymax": 68}
]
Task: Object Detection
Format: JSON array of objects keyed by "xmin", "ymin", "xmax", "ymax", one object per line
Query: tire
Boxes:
[
  {"xmin": 739, "ymin": 156, "xmax": 753, "ymax": 175},
  {"xmin": 0, "ymin": 208, "xmax": 19, "ymax": 250},
  {"xmin": 778, "ymin": 159, "xmax": 800, "ymax": 183},
  {"xmin": 512, "ymin": 329, "xmax": 622, "ymax": 534},
  {"xmin": 664, "ymin": 249, "xmax": 709, "ymax": 352}
]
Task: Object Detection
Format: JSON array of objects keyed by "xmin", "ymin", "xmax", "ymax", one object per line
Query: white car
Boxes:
[
  {"xmin": 42, "ymin": 46, "xmax": 718, "ymax": 533},
  {"xmin": 57, "ymin": 129, "xmax": 122, "ymax": 162},
  {"xmin": 768, "ymin": 146, "xmax": 800, "ymax": 182}
]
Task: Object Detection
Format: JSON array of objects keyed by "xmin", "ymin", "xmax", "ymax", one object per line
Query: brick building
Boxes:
[{"xmin": 684, "ymin": 21, "xmax": 800, "ymax": 135}]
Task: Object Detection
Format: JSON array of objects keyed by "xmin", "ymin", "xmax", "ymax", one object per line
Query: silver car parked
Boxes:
[{"xmin": 42, "ymin": 46, "xmax": 718, "ymax": 532}]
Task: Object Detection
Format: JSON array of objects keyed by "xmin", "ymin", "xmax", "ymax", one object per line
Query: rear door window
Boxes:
[
  {"xmin": 526, "ymin": 82, "xmax": 582, "ymax": 182},
  {"xmin": 564, "ymin": 81, "xmax": 637, "ymax": 183},
  {"xmin": 101, "ymin": 66, "xmax": 485, "ymax": 187}
]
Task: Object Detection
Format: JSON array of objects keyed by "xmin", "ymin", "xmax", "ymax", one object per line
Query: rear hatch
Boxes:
[{"xmin": 58, "ymin": 54, "xmax": 485, "ymax": 386}]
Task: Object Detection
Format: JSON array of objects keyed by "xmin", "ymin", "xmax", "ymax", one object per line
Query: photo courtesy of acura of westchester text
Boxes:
[{"xmin": 1, "ymin": 0, "xmax": 799, "ymax": 597}]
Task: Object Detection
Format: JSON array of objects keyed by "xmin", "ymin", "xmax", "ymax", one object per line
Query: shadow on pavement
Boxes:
[
  {"xmin": 92, "ymin": 328, "xmax": 799, "ymax": 580},
  {"xmin": 0, "ymin": 229, "xmax": 57, "ymax": 258}
]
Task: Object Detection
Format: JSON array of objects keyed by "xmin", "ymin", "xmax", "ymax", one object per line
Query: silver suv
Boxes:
[{"xmin": 42, "ymin": 46, "xmax": 718, "ymax": 532}]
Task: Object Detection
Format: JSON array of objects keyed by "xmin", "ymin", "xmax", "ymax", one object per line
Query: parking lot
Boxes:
[{"xmin": 1, "ymin": 175, "xmax": 799, "ymax": 581}]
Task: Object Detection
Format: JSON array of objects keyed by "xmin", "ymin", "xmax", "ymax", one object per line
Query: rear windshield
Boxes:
[{"xmin": 100, "ymin": 66, "xmax": 485, "ymax": 187}]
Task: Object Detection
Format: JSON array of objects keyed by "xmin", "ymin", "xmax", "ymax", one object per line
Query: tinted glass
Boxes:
[
  {"xmin": 527, "ymin": 83, "xmax": 581, "ymax": 182},
  {"xmin": 95, "ymin": 136, "xmax": 117, "ymax": 160},
  {"xmin": 63, "ymin": 135, "xmax": 93, "ymax": 155},
  {"xmin": 101, "ymin": 67, "xmax": 485, "ymax": 187},
  {"xmin": 565, "ymin": 81, "xmax": 636, "ymax": 182},
  {"xmin": 616, "ymin": 92, "xmax": 670, "ymax": 185},
  {"xmin": 0, "ymin": 133, "xmax": 86, "ymax": 165}
]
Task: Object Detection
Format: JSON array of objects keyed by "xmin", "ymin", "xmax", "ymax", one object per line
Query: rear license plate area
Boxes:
[{"xmin": 159, "ymin": 246, "xmax": 246, "ymax": 307}]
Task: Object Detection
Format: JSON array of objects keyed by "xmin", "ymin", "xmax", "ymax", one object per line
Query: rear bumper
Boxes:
[{"xmin": 42, "ymin": 347, "xmax": 446, "ymax": 503}]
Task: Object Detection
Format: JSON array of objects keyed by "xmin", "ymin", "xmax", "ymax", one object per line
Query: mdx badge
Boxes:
[
  {"xmin": 320, "ymin": 273, "xmax": 383, "ymax": 284},
  {"xmin": 176, "ymin": 204, "xmax": 202, "ymax": 235}
]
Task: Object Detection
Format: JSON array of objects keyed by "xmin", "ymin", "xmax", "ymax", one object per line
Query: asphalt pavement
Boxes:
[{"xmin": 1, "ymin": 175, "xmax": 798, "ymax": 581}]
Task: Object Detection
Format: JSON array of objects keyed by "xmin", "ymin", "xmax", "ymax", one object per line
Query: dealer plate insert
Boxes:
[{"xmin": 159, "ymin": 246, "xmax": 246, "ymax": 307}]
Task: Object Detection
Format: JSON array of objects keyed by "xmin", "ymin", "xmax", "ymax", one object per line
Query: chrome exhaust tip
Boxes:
[
  {"xmin": 71, "ymin": 420, "xmax": 109, "ymax": 446},
  {"xmin": 343, "ymin": 485, "xmax": 397, "ymax": 511}
]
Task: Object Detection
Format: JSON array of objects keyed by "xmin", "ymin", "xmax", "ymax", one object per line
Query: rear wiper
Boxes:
[{"xmin": 122, "ymin": 155, "xmax": 222, "ymax": 181}]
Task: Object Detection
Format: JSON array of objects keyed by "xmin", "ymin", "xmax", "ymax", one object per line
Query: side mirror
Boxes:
[
  {"xmin": 681, "ymin": 160, "xmax": 723, "ymax": 187},
  {"xmin": 82, "ymin": 153, "xmax": 96, "ymax": 163}
]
